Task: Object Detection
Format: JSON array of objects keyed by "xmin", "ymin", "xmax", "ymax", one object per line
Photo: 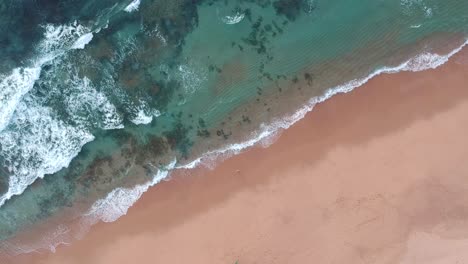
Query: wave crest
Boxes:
[{"xmin": 124, "ymin": 0, "xmax": 141, "ymax": 13}]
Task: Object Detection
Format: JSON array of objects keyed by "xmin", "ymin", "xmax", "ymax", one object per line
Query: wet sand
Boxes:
[{"xmin": 6, "ymin": 48, "xmax": 468, "ymax": 264}]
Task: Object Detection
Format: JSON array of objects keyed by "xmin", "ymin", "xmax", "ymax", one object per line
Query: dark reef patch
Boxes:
[
  {"xmin": 134, "ymin": 137, "xmax": 170, "ymax": 166},
  {"xmin": 164, "ymin": 121, "xmax": 193, "ymax": 158},
  {"xmin": 272, "ymin": 0, "xmax": 308, "ymax": 21}
]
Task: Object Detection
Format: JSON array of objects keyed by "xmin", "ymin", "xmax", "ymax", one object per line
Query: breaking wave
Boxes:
[
  {"xmin": 0, "ymin": 22, "xmax": 98, "ymax": 207},
  {"xmin": 130, "ymin": 101, "xmax": 160, "ymax": 125},
  {"xmin": 0, "ymin": 67, "xmax": 42, "ymax": 133},
  {"xmin": 221, "ymin": 12, "xmax": 245, "ymax": 25},
  {"xmin": 0, "ymin": 99, "xmax": 95, "ymax": 207}
]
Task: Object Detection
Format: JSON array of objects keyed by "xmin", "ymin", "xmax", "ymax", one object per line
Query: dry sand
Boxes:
[{"xmin": 6, "ymin": 48, "xmax": 468, "ymax": 264}]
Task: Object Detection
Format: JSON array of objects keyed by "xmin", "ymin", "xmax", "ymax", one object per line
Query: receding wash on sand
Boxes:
[{"xmin": 0, "ymin": 0, "xmax": 468, "ymax": 259}]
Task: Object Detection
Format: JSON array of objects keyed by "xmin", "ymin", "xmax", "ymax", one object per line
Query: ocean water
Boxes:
[{"xmin": 0, "ymin": 0, "xmax": 467, "ymax": 254}]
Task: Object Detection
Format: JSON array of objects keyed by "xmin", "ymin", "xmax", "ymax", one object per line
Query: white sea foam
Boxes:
[
  {"xmin": 132, "ymin": 109, "xmax": 154, "ymax": 125},
  {"xmin": 39, "ymin": 225, "xmax": 72, "ymax": 253},
  {"xmin": 71, "ymin": 33, "xmax": 94, "ymax": 50},
  {"xmin": 131, "ymin": 104, "xmax": 161, "ymax": 126},
  {"xmin": 124, "ymin": 0, "xmax": 141, "ymax": 13},
  {"xmin": 145, "ymin": 25, "xmax": 168, "ymax": 46},
  {"xmin": 178, "ymin": 62, "xmax": 208, "ymax": 94},
  {"xmin": 0, "ymin": 67, "xmax": 41, "ymax": 132},
  {"xmin": 424, "ymin": 7, "xmax": 433, "ymax": 17},
  {"xmin": 38, "ymin": 22, "xmax": 92, "ymax": 62},
  {"xmin": 178, "ymin": 39, "xmax": 468, "ymax": 170},
  {"xmin": 0, "ymin": 224, "xmax": 73, "ymax": 256},
  {"xmin": 0, "ymin": 22, "xmax": 93, "ymax": 133},
  {"xmin": 83, "ymin": 159, "xmax": 176, "ymax": 223},
  {"xmin": 1, "ymin": 22, "xmax": 93, "ymax": 124},
  {"xmin": 0, "ymin": 21, "xmax": 100, "ymax": 207},
  {"xmin": 400, "ymin": 0, "xmax": 433, "ymax": 18},
  {"xmin": 0, "ymin": 100, "xmax": 95, "ymax": 207},
  {"xmin": 402, "ymin": 41, "xmax": 468, "ymax": 71},
  {"xmin": 65, "ymin": 76, "xmax": 123, "ymax": 130},
  {"xmin": 129, "ymin": 99, "xmax": 156, "ymax": 125},
  {"xmin": 221, "ymin": 12, "xmax": 245, "ymax": 25},
  {"xmin": 112, "ymin": 36, "xmax": 138, "ymax": 64}
]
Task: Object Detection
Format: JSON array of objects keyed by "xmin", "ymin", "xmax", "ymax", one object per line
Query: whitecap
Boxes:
[
  {"xmin": 131, "ymin": 109, "xmax": 153, "ymax": 125},
  {"xmin": 65, "ymin": 76, "xmax": 124, "ymax": 130},
  {"xmin": 71, "ymin": 33, "xmax": 94, "ymax": 50},
  {"xmin": 131, "ymin": 108, "xmax": 159, "ymax": 126},
  {"xmin": 124, "ymin": 0, "xmax": 141, "ymax": 13},
  {"xmin": 221, "ymin": 12, "xmax": 245, "ymax": 25},
  {"xmin": 129, "ymin": 99, "xmax": 159, "ymax": 125},
  {"xmin": 37, "ymin": 21, "xmax": 91, "ymax": 62}
]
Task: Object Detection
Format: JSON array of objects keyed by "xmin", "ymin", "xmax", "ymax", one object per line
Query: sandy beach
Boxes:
[{"xmin": 5, "ymin": 47, "xmax": 468, "ymax": 264}]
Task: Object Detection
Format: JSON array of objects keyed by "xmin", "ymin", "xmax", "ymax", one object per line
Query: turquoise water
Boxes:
[{"xmin": 0, "ymin": 0, "xmax": 467, "ymax": 253}]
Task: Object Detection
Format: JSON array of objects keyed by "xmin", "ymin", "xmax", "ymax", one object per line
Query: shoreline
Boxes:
[
  {"xmin": 0, "ymin": 33, "xmax": 465, "ymax": 250},
  {"xmin": 4, "ymin": 44, "xmax": 468, "ymax": 263},
  {"xmin": 1, "ymin": 35, "xmax": 464, "ymax": 259}
]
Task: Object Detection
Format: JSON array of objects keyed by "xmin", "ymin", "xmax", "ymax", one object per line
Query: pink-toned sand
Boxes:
[{"xmin": 7, "ymin": 49, "xmax": 468, "ymax": 264}]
